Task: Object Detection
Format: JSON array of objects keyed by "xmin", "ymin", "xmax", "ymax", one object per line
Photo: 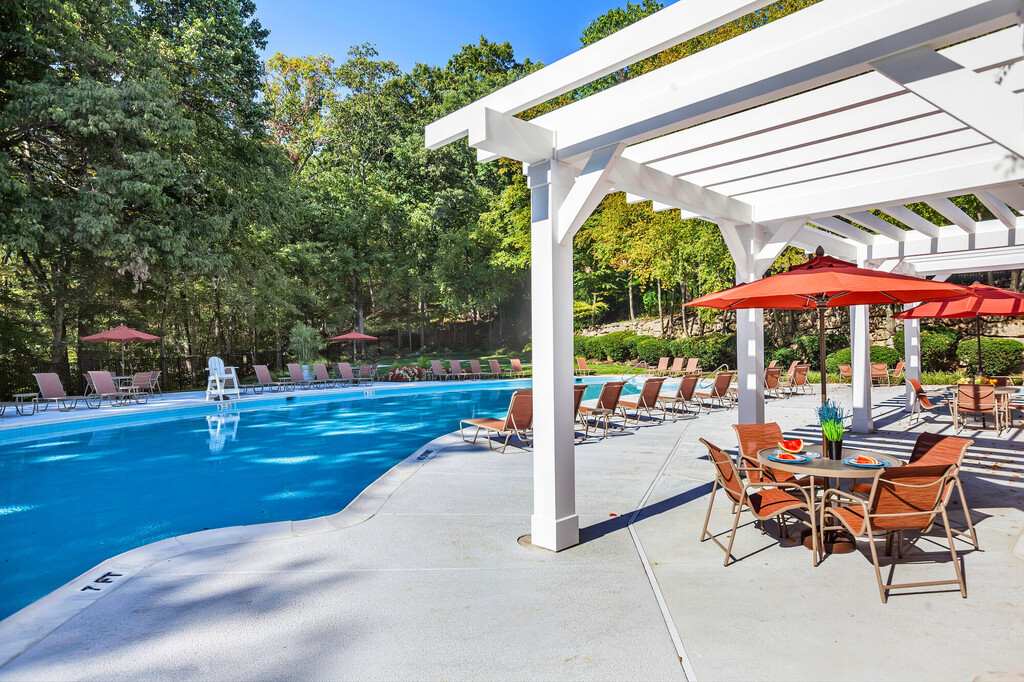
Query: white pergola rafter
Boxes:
[{"xmin": 425, "ymin": 0, "xmax": 1024, "ymax": 552}]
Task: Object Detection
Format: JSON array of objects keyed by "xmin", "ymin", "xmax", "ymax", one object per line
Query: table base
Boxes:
[{"xmin": 801, "ymin": 528, "xmax": 857, "ymax": 554}]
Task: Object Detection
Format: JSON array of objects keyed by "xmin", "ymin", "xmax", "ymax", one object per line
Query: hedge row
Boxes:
[
  {"xmin": 956, "ymin": 337, "xmax": 1024, "ymax": 375},
  {"xmin": 574, "ymin": 331, "xmax": 736, "ymax": 370},
  {"xmin": 825, "ymin": 346, "xmax": 901, "ymax": 374},
  {"xmin": 892, "ymin": 328, "xmax": 959, "ymax": 372}
]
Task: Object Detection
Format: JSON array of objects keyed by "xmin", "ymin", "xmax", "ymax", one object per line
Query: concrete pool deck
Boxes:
[{"xmin": 0, "ymin": 385, "xmax": 1022, "ymax": 680}]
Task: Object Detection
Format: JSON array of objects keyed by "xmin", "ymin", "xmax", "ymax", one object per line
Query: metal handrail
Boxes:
[{"xmin": 619, "ymin": 360, "xmax": 650, "ymax": 382}]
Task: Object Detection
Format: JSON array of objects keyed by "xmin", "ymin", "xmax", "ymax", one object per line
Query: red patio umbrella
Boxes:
[
  {"xmin": 81, "ymin": 325, "xmax": 161, "ymax": 372},
  {"xmin": 330, "ymin": 331, "xmax": 378, "ymax": 360},
  {"xmin": 894, "ymin": 282, "xmax": 1024, "ymax": 376},
  {"xmin": 686, "ymin": 247, "xmax": 974, "ymax": 406}
]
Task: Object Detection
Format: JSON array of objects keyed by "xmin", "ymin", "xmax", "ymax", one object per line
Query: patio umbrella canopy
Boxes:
[
  {"xmin": 330, "ymin": 331, "xmax": 378, "ymax": 360},
  {"xmin": 894, "ymin": 282, "xmax": 1024, "ymax": 376},
  {"xmin": 686, "ymin": 247, "xmax": 974, "ymax": 419},
  {"xmin": 81, "ymin": 325, "xmax": 161, "ymax": 371}
]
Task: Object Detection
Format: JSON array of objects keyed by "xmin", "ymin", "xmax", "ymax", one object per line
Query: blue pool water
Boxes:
[{"xmin": 0, "ymin": 379, "xmax": 634, "ymax": 619}]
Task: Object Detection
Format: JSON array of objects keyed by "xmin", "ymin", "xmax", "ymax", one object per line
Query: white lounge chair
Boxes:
[{"xmin": 206, "ymin": 356, "xmax": 241, "ymax": 401}]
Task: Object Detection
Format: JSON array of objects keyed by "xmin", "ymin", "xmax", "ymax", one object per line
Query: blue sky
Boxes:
[{"xmin": 255, "ymin": 0, "xmax": 621, "ymax": 71}]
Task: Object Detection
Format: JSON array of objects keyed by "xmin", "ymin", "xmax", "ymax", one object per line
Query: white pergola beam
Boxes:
[
  {"xmin": 425, "ymin": 0, "xmax": 775, "ymax": 149},
  {"xmin": 867, "ymin": 217, "xmax": 1023, "ymax": 261},
  {"xmin": 987, "ymin": 184, "xmax": 1024, "ymax": 212},
  {"xmin": 879, "ymin": 205, "xmax": 943, "ymax": 238},
  {"xmin": 468, "ymin": 108, "xmax": 554, "ymax": 165},
  {"xmin": 557, "ymin": 144, "xmax": 624, "ymax": 245},
  {"xmin": 754, "ymin": 218, "xmax": 808, "ymax": 273},
  {"xmin": 926, "ymin": 198, "xmax": 977, "ymax": 233},
  {"xmin": 909, "ymin": 245, "xmax": 1024, "ymax": 274},
  {"xmin": 609, "ymin": 157, "xmax": 754, "ymax": 223},
  {"xmin": 808, "ymin": 217, "xmax": 877, "ymax": 245},
  {"xmin": 871, "ymin": 46, "xmax": 1024, "ymax": 158},
  {"xmin": 843, "ymin": 211, "xmax": 909, "ymax": 241},
  {"xmin": 536, "ymin": 0, "xmax": 1020, "ymax": 160},
  {"xmin": 977, "ymin": 190, "xmax": 1021, "ymax": 229},
  {"xmin": 755, "ymin": 144, "xmax": 1024, "ymax": 222}
]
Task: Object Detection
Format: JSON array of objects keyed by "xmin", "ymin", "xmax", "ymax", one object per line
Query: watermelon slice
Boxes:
[
  {"xmin": 775, "ymin": 453, "xmax": 800, "ymax": 461},
  {"xmin": 854, "ymin": 456, "xmax": 879, "ymax": 465},
  {"xmin": 778, "ymin": 439, "xmax": 803, "ymax": 453}
]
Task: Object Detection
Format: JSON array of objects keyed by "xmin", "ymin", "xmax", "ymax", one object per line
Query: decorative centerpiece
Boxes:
[{"xmin": 817, "ymin": 399, "xmax": 848, "ymax": 460}]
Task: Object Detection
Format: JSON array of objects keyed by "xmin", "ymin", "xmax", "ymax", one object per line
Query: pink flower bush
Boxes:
[{"xmin": 383, "ymin": 365, "xmax": 429, "ymax": 382}]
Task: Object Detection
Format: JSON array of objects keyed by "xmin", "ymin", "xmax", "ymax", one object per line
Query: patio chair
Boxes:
[
  {"xmin": 889, "ymin": 360, "xmax": 905, "ymax": 383},
  {"xmin": 732, "ymin": 423, "xmax": 815, "ymax": 495},
  {"xmin": 657, "ymin": 374, "xmax": 701, "ymax": 419},
  {"xmin": 651, "ymin": 357, "xmax": 670, "ymax": 376},
  {"xmin": 488, "ymin": 359, "xmax": 506, "ymax": 378},
  {"xmin": 130, "ymin": 372, "xmax": 154, "ymax": 396},
  {"xmin": 576, "ymin": 357, "xmax": 597, "ymax": 376},
  {"xmin": 459, "ymin": 389, "xmax": 533, "ymax": 453},
  {"xmin": 619, "ymin": 377, "xmax": 667, "ymax": 423},
  {"xmin": 871, "ymin": 362, "xmax": 890, "ymax": 386},
  {"xmin": 312, "ymin": 362, "xmax": 335, "ymax": 388},
  {"xmin": 819, "ymin": 464, "xmax": 965, "ymax": 603},
  {"xmin": 698, "ymin": 438, "xmax": 817, "ymax": 566},
  {"xmin": 951, "ymin": 384, "xmax": 1003, "ymax": 434},
  {"xmin": 767, "ymin": 360, "xmax": 778, "ymax": 369},
  {"xmin": 907, "ymin": 378, "xmax": 943, "ymax": 425},
  {"xmin": 680, "ymin": 358, "xmax": 701, "ymax": 376},
  {"xmin": 89, "ymin": 370, "xmax": 147, "ymax": 407},
  {"xmin": 781, "ymin": 364, "xmax": 810, "ymax": 395},
  {"xmin": 359, "ymin": 364, "xmax": 377, "ymax": 386},
  {"xmin": 695, "ymin": 371, "xmax": 736, "ymax": 409},
  {"xmin": 470, "ymin": 360, "xmax": 496, "ymax": 379},
  {"xmin": 579, "ymin": 381, "xmax": 627, "ymax": 439},
  {"xmin": 449, "ymin": 359, "xmax": 471, "ymax": 380},
  {"xmin": 764, "ymin": 367, "xmax": 784, "ymax": 398},
  {"xmin": 572, "ymin": 384, "xmax": 587, "ymax": 424},
  {"xmin": 509, "ymin": 358, "xmax": 531, "ymax": 378},
  {"xmin": 782, "ymin": 360, "xmax": 799, "ymax": 381},
  {"xmin": 286, "ymin": 363, "xmax": 315, "ymax": 390},
  {"xmin": 665, "ymin": 357, "xmax": 685, "ymax": 376},
  {"xmin": 251, "ymin": 365, "xmax": 292, "ymax": 392},
  {"xmin": 33, "ymin": 373, "xmax": 89, "ymax": 412},
  {"xmin": 337, "ymin": 362, "xmax": 370, "ymax": 385},
  {"xmin": 428, "ymin": 360, "xmax": 449, "ymax": 381},
  {"xmin": 850, "ymin": 432, "xmax": 978, "ymax": 550},
  {"xmin": 207, "ymin": 357, "xmax": 241, "ymax": 400},
  {"xmin": 838, "ymin": 364, "xmax": 853, "ymax": 382},
  {"xmin": 147, "ymin": 370, "xmax": 163, "ymax": 397},
  {"xmin": 459, "ymin": 360, "xmax": 480, "ymax": 380}
]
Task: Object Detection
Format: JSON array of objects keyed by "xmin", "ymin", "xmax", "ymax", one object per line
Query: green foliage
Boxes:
[
  {"xmin": 642, "ymin": 290, "xmax": 659, "ymax": 315},
  {"xmin": 287, "ymin": 323, "xmax": 321, "ymax": 364},
  {"xmin": 893, "ymin": 328, "xmax": 960, "ymax": 371},
  {"xmin": 573, "ymin": 335, "xmax": 602, "ymax": 359},
  {"xmin": 956, "ymin": 338, "xmax": 1024, "ymax": 376},
  {"xmin": 825, "ymin": 346, "xmax": 901, "ymax": 374},
  {"xmin": 596, "ymin": 331, "xmax": 639, "ymax": 362},
  {"xmin": 636, "ymin": 337, "xmax": 671, "ymax": 364},
  {"xmin": 669, "ymin": 333, "xmax": 736, "ymax": 370},
  {"xmin": 573, "ymin": 299, "xmax": 609, "ymax": 331},
  {"xmin": 796, "ymin": 334, "xmax": 848, "ymax": 364},
  {"xmin": 816, "ymin": 399, "xmax": 848, "ymax": 441},
  {"xmin": 767, "ymin": 346, "xmax": 803, "ymax": 369}
]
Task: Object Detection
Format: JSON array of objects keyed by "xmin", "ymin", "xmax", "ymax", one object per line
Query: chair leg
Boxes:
[
  {"xmin": 866, "ymin": 530, "xmax": 889, "ymax": 604},
  {"xmin": 723, "ymin": 499, "xmax": 744, "ymax": 566},
  {"xmin": 954, "ymin": 477, "xmax": 980, "ymax": 550},
  {"xmin": 941, "ymin": 508, "xmax": 967, "ymax": 598},
  {"xmin": 699, "ymin": 481, "xmax": 719, "ymax": 543}
]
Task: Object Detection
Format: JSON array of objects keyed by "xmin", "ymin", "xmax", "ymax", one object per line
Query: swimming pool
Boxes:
[{"xmin": 0, "ymin": 378, "xmax": 635, "ymax": 620}]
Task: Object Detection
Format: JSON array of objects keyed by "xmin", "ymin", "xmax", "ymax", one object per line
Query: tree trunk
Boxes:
[
  {"xmin": 628, "ymin": 278, "xmax": 635, "ymax": 322},
  {"xmin": 160, "ymin": 288, "xmax": 169, "ymax": 388},
  {"xmin": 680, "ymin": 282, "xmax": 688, "ymax": 337},
  {"xmin": 657, "ymin": 280, "xmax": 664, "ymax": 336},
  {"xmin": 275, "ymin": 315, "xmax": 283, "ymax": 369},
  {"xmin": 1011, "ymin": 270, "xmax": 1021, "ymax": 292},
  {"xmin": 212, "ymin": 278, "xmax": 223, "ymax": 355}
]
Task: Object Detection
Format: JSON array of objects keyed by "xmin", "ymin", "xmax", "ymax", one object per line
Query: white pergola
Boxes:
[{"xmin": 426, "ymin": 0, "xmax": 1024, "ymax": 551}]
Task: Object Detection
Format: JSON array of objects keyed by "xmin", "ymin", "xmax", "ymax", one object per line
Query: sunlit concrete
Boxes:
[{"xmin": 0, "ymin": 385, "xmax": 1021, "ymax": 680}]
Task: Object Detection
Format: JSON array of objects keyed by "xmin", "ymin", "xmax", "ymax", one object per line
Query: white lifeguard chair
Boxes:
[{"xmin": 206, "ymin": 356, "xmax": 241, "ymax": 401}]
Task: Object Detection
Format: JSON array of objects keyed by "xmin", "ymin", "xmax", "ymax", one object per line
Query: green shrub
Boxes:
[
  {"xmin": 767, "ymin": 346, "xmax": 803, "ymax": 369},
  {"xmin": 956, "ymin": 338, "xmax": 1023, "ymax": 376},
  {"xmin": 573, "ymin": 335, "xmax": 601, "ymax": 359},
  {"xmin": 825, "ymin": 346, "xmax": 900, "ymax": 374},
  {"xmin": 596, "ymin": 331, "xmax": 638, "ymax": 362},
  {"xmin": 642, "ymin": 291, "xmax": 658, "ymax": 315},
  {"xmin": 669, "ymin": 333, "xmax": 736, "ymax": 370},
  {"xmin": 636, "ymin": 337, "xmax": 672, "ymax": 364},
  {"xmin": 622, "ymin": 333, "xmax": 644, "ymax": 360},
  {"xmin": 893, "ymin": 328, "xmax": 959, "ymax": 371},
  {"xmin": 796, "ymin": 333, "xmax": 847, "ymax": 363}
]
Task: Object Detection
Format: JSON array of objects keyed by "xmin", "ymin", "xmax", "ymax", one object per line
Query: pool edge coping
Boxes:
[{"xmin": 0, "ymin": 429, "xmax": 466, "ymax": 670}]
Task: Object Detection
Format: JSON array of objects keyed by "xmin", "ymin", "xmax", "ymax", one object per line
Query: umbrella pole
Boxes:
[
  {"xmin": 818, "ymin": 303, "xmax": 827, "ymax": 405},
  {"xmin": 977, "ymin": 316, "xmax": 983, "ymax": 376}
]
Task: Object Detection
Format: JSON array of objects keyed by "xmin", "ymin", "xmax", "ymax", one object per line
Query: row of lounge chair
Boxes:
[
  {"xmin": 7, "ymin": 371, "xmax": 161, "ymax": 414},
  {"xmin": 459, "ymin": 370, "xmax": 752, "ymax": 452},
  {"xmin": 428, "ymin": 359, "xmax": 530, "ymax": 381},
  {"xmin": 238, "ymin": 363, "xmax": 376, "ymax": 394}
]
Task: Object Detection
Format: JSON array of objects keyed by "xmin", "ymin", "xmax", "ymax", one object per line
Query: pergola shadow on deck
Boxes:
[{"xmin": 426, "ymin": 0, "xmax": 1024, "ymax": 551}]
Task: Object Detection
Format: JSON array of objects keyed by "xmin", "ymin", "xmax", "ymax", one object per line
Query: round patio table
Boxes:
[
  {"xmin": 943, "ymin": 385, "xmax": 1019, "ymax": 396},
  {"xmin": 757, "ymin": 445, "xmax": 903, "ymax": 554}
]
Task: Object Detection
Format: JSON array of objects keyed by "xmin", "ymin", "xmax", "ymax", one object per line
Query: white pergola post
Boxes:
[
  {"xmin": 527, "ymin": 160, "xmax": 579, "ymax": 552},
  {"xmin": 903, "ymin": 313, "xmax": 922, "ymax": 411},
  {"xmin": 850, "ymin": 304, "xmax": 874, "ymax": 432}
]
